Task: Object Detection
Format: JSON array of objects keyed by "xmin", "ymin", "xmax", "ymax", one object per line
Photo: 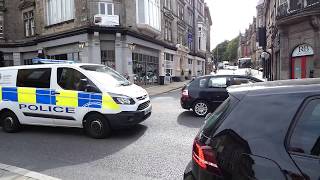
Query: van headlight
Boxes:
[{"xmin": 110, "ymin": 94, "xmax": 135, "ymax": 105}]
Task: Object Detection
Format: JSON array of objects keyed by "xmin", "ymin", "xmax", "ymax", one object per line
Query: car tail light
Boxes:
[
  {"xmin": 182, "ymin": 89, "xmax": 189, "ymax": 97},
  {"xmin": 192, "ymin": 138, "xmax": 222, "ymax": 176}
]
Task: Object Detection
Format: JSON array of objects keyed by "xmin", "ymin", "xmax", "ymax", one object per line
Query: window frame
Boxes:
[
  {"xmin": 164, "ymin": 19, "xmax": 172, "ymax": 42},
  {"xmin": 57, "ymin": 67, "xmax": 100, "ymax": 93},
  {"xmin": 286, "ymin": 97, "xmax": 320, "ymax": 159},
  {"xmin": 23, "ymin": 10, "xmax": 35, "ymax": 37},
  {"xmin": 164, "ymin": 0, "xmax": 171, "ymax": 10},
  {"xmin": 177, "ymin": 1, "xmax": 184, "ymax": 20},
  {"xmin": 99, "ymin": 2, "xmax": 115, "ymax": 15},
  {"xmin": 46, "ymin": 0, "xmax": 75, "ymax": 26},
  {"xmin": 17, "ymin": 68, "xmax": 52, "ymax": 89},
  {"xmin": 207, "ymin": 77, "xmax": 228, "ymax": 88}
]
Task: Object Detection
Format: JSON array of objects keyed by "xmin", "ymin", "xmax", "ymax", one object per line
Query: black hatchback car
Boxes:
[
  {"xmin": 184, "ymin": 79, "xmax": 320, "ymax": 180},
  {"xmin": 181, "ymin": 75, "xmax": 262, "ymax": 116}
]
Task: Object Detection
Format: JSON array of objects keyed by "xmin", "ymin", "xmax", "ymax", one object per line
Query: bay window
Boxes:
[
  {"xmin": 136, "ymin": 0, "xmax": 161, "ymax": 31},
  {"xmin": 46, "ymin": 0, "xmax": 75, "ymax": 25}
]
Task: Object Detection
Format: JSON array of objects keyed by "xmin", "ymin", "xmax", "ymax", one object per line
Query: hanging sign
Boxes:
[{"xmin": 292, "ymin": 44, "xmax": 314, "ymax": 57}]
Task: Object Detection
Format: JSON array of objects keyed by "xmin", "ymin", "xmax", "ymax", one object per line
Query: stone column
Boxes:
[
  {"xmin": 88, "ymin": 32, "xmax": 101, "ymax": 64},
  {"xmin": 115, "ymin": 33, "xmax": 123, "ymax": 73},
  {"xmin": 13, "ymin": 52, "xmax": 21, "ymax": 66},
  {"xmin": 280, "ymin": 29, "xmax": 290, "ymax": 80},
  {"xmin": 159, "ymin": 50, "xmax": 165, "ymax": 77}
]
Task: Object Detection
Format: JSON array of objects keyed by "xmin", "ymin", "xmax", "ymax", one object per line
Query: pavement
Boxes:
[
  {"xmin": 0, "ymin": 163, "xmax": 60, "ymax": 180},
  {"xmin": 145, "ymin": 80, "xmax": 189, "ymax": 96},
  {"xmin": 0, "ymin": 90, "xmax": 203, "ymax": 180}
]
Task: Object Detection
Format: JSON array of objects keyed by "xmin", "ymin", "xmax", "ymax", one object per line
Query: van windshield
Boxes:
[{"xmin": 80, "ymin": 65, "xmax": 131, "ymax": 86}]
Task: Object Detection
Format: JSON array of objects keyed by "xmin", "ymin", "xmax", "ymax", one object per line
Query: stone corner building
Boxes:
[
  {"xmin": 260, "ymin": 0, "xmax": 320, "ymax": 80},
  {"xmin": 0, "ymin": 0, "xmax": 212, "ymax": 86}
]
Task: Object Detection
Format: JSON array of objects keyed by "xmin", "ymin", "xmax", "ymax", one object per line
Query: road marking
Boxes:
[{"xmin": 0, "ymin": 163, "xmax": 60, "ymax": 180}]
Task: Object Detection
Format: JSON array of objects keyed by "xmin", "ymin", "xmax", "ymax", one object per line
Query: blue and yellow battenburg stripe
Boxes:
[{"xmin": 0, "ymin": 86, "xmax": 120, "ymax": 110}]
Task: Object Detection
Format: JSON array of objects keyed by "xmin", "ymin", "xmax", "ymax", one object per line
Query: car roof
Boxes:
[
  {"xmin": 0, "ymin": 63, "xmax": 103, "ymax": 70},
  {"xmin": 196, "ymin": 74, "xmax": 257, "ymax": 79},
  {"xmin": 228, "ymin": 78, "xmax": 320, "ymax": 99}
]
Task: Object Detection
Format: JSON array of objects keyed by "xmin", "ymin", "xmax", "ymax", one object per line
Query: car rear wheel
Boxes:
[
  {"xmin": 1, "ymin": 111, "xmax": 21, "ymax": 133},
  {"xmin": 84, "ymin": 114, "xmax": 111, "ymax": 139},
  {"xmin": 193, "ymin": 100, "xmax": 209, "ymax": 117}
]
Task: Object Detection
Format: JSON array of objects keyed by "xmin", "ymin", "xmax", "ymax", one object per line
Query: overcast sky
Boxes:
[{"xmin": 205, "ymin": 0, "xmax": 259, "ymax": 49}]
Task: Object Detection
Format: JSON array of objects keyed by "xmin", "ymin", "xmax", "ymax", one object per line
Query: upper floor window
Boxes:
[
  {"xmin": 188, "ymin": 9, "xmax": 193, "ymax": 25},
  {"xmin": 136, "ymin": 0, "xmax": 161, "ymax": 31},
  {"xmin": 187, "ymin": 0, "xmax": 193, "ymax": 6},
  {"xmin": 177, "ymin": 26, "xmax": 186, "ymax": 46},
  {"xmin": 99, "ymin": 2, "xmax": 114, "ymax": 15},
  {"xmin": 197, "ymin": 0, "xmax": 203, "ymax": 15},
  {"xmin": 177, "ymin": 2, "xmax": 184, "ymax": 20},
  {"xmin": 164, "ymin": 0, "xmax": 171, "ymax": 10},
  {"xmin": 164, "ymin": 19, "xmax": 172, "ymax": 42},
  {"xmin": 46, "ymin": 0, "xmax": 75, "ymax": 25},
  {"xmin": 23, "ymin": 11, "xmax": 35, "ymax": 37}
]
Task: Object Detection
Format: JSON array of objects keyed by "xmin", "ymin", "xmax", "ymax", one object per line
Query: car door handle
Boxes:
[{"xmin": 52, "ymin": 92, "xmax": 60, "ymax": 95}]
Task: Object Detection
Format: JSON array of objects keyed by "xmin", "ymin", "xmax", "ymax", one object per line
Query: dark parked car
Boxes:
[
  {"xmin": 180, "ymin": 75, "xmax": 262, "ymax": 116},
  {"xmin": 184, "ymin": 79, "xmax": 320, "ymax": 180}
]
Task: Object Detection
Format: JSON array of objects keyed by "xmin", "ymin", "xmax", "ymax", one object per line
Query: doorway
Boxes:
[{"xmin": 291, "ymin": 56, "xmax": 314, "ymax": 79}]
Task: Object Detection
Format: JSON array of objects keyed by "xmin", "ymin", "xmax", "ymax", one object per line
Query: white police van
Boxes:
[{"xmin": 0, "ymin": 59, "xmax": 152, "ymax": 138}]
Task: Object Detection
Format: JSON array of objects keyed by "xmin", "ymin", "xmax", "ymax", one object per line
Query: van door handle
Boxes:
[{"xmin": 53, "ymin": 92, "xmax": 60, "ymax": 95}]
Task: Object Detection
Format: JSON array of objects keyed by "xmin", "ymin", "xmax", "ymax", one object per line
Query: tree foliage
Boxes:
[{"xmin": 212, "ymin": 36, "xmax": 239, "ymax": 63}]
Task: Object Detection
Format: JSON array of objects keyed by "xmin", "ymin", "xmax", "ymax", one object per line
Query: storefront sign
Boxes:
[{"xmin": 292, "ymin": 44, "xmax": 314, "ymax": 57}]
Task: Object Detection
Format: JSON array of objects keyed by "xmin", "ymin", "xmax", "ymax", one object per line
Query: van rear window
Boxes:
[{"xmin": 17, "ymin": 68, "xmax": 51, "ymax": 88}]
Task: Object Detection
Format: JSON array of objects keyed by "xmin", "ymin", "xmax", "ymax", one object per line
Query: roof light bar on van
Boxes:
[{"xmin": 32, "ymin": 58, "xmax": 75, "ymax": 64}]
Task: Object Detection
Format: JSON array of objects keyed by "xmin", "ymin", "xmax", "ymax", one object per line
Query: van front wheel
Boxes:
[
  {"xmin": 84, "ymin": 114, "xmax": 111, "ymax": 139},
  {"xmin": 1, "ymin": 111, "xmax": 21, "ymax": 133}
]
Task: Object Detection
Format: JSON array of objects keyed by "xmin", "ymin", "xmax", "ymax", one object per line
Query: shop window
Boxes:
[
  {"xmin": 23, "ymin": 59, "xmax": 33, "ymax": 65},
  {"xmin": 47, "ymin": 54, "xmax": 68, "ymax": 60},
  {"xmin": 101, "ymin": 50, "xmax": 115, "ymax": 69},
  {"xmin": 133, "ymin": 53, "xmax": 159, "ymax": 86}
]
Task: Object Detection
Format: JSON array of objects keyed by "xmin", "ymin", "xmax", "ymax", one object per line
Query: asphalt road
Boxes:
[{"xmin": 0, "ymin": 90, "xmax": 205, "ymax": 180}]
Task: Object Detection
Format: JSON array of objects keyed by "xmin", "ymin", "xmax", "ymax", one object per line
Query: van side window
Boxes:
[
  {"xmin": 289, "ymin": 99, "xmax": 320, "ymax": 157},
  {"xmin": 57, "ymin": 68, "xmax": 100, "ymax": 93},
  {"xmin": 17, "ymin": 68, "xmax": 51, "ymax": 88}
]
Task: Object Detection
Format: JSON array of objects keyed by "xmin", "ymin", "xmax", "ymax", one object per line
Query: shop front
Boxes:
[
  {"xmin": 132, "ymin": 52, "xmax": 159, "ymax": 86},
  {"xmin": 291, "ymin": 44, "xmax": 315, "ymax": 79}
]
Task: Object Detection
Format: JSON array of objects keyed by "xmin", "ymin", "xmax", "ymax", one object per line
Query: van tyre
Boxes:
[
  {"xmin": 84, "ymin": 114, "xmax": 111, "ymax": 139},
  {"xmin": 193, "ymin": 100, "xmax": 210, "ymax": 117},
  {"xmin": 1, "ymin": 111, "xmax": 21, "ymax": 133}
]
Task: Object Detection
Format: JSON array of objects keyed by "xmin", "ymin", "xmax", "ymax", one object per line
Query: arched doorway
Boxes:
[{"xmin": 291, "ymin": 44, "xmax": 315, "ymax": 79}]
